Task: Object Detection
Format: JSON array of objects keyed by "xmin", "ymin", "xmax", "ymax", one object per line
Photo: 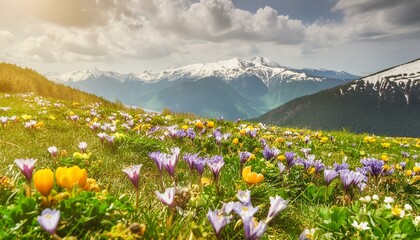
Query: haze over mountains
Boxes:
[
  {"xmin": 256, "ymin": 58, "xmax": 420, "ymax": 137},
  {"xmin": 45, "ymin": 57, "xmax": 357, "ymax": 119}
]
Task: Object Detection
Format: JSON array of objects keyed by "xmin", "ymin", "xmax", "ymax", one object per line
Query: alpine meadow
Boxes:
[{"xmin": 1, "ymin": 0, "xmax": 420, "ymax": 239}]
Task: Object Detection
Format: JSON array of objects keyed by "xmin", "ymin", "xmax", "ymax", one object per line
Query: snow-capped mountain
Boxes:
[
  {"xmin": 45, "ymin": 57, "xmax": 357, "ymax": 119},
  {"xmin": 136, "ymin": 57, "xmax": 325, "ymax": 85},
  {"xmin": 45, "ymin": 69, "xmax": 138, "ymax": 83},
  {"xmin": 257, "ymin": 58, "xmax": 420, "ymax": 137}
]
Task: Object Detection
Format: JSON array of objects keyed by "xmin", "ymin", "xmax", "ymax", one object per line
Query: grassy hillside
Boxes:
[
  {"xmin": 0, "ymin": 91, "xmax": 419, "ymax": 239},
  {"xmin": 0, "ymin": 63, "xmax": 118, "ymax": 108}
]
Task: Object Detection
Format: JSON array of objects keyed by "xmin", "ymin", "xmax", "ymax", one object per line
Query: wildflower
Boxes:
[
  {"xmin": 384, "ymin": 196, "xmax": 394, "ymax": 204},
  {"xmin": 242, "ymin": 166, "xmax": 264, "ymax": 185},
  {"xmin": 339, "ymin": 169, "xmax": 367, "ymax": 192},
  {"xmin": 37, "ymin": 208, "xmax": 60, "ymax": 235},
  {"xmin": 164, "ymin": 148, "xmax": 181, "ymax": 176},
  {"xmin": 243, "ymin": 218, "xmax": 267, "ymax": 240},
  {"xmin": 404, "ymin": 204, "xmax": 413, "ymax": 211},
  {"xmin": 195, "ymin": 120, "xmax": 204, "ymax": 129},
  {"xmin": 262, "ymin": 146, "xmax": 280, "ymax": 160},
  {"xmin": 381, "ymin": 142, "xmax": 391, "ymax": 148},
  {"xmin": 237, "ymin": 190, "xmax": 251, "ymax": 206},
  {"xmin": 193, "ymin": 157, "xmax": 207, "ymax": 176},
  {"xmin": 299, "ymin": 228, "xmax": 316, "ymax": 240},
  {"xmin": 55, "ymin": 166, "xmax": 87, "ymax": 191},
  {"xmin": 207, "ymin": 209, "xmax": 232, "ymax": 237},
  {"xmin": 313, "ymin": 160, "xmax": 325, "ymax": 173},
  {"xmin": 334, "ymin": 162, "xmax": 349, "ymax": 171},
  {"xmin": 48, "ymin": 146, "xmax": 58, "ymax": 157},
  {"xmin": 78, "ymin": 141, "xmax": 88, "ymax": 153},
  {"xmin": 206, "ymin": 121, "xmax": 215, "ymax": 128},
  {"xmin": 360, "ymin": 158, "xmax": 384, "ymax": 177},
  {"xmin": 122, "ymin": 165, "xmax": 142, "ymax": 190},
  {"xmin": 232, "ymin": 138, "xmax": 239, "ymax": 145},
  {"xmin": 233, "ymin": 204, "xmax": 259, "ymax": 221},
  {"xmin": 278, "ymin": 162, "xmax": 286, "ymax": 174},
  {"xmin": 351, "ymin": 220, "xmax": 370, "ymax": 231},
  {"xmin": 372, "ymin": 194, "xmax": 379, "ymax": 202},
  {"xmin": 240, "ymin": 152, "xmax": 253, "ymax": 165},
  {"xmin": 34, "ymin": 169, "xmax": 54, "ymax": 197},
  {"xmin": 414, "ymin": 216, "xmax": 420, "ymax": 227},
  {"xmin": 266, "ymin": 195, "xmax": 288, "ymax": 223},
  {"xmin": 155, "ymin": 187, "xmax": 176, "ymax": 208},
  {"xmin": 324, "ymin": 169, "xmax": 339, "ymax": 186},
  {"xmin": 14, "ymin": 158, "xmax": 36, "ymax": 183},
  {"xmin": 285, "ymin": 152, "xmax": 297, "ymax": 169},
  {"xmin": 391, "ymin": 206, "xmax": 405, "ymax": 218},
  {"xmin": 207, "ymin": 155, "xmax": 224, "ymax": 182},
  {"xmin": 183, "ymin": 153, "xmax": 199, "ymax": 171}
]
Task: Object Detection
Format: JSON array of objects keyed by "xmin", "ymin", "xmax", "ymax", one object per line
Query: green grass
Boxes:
[{"xmin": 0, "ymin": 92, "xmax": 419, "ymax": 239}]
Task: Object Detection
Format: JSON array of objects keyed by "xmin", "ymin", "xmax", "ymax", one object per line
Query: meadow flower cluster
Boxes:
[{"xmin": 0, "ymin": 92, "xmax": 419, "ymax": 239}]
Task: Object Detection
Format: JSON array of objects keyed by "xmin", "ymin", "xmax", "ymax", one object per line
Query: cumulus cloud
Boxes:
[{"xmin": 333, "ymin": 0, "xmax": 420, "ymax": 40}]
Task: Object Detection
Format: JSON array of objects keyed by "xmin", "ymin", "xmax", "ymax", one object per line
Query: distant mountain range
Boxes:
[
  {"xmin": 45, "ymin": 57, "xmax": 358, "ymax": 119},
  {"xmin": 256, "ymin": 58, "xmax": 420, "ymax": 137}
]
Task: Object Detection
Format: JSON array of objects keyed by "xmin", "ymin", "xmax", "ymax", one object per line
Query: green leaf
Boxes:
[{"xmin": 399, "ymin": 218, "xmax": 415, "ymax": 233}]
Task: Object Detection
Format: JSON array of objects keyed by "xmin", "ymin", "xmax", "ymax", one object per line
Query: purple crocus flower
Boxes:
[
  {"xmin": 237, "ymin": 190, "xmax": 251, "ymax": 206},
  {"xmin": 301, "ymin": 155, "xmax": 315, "ymax": 170},
  {"xmin": 233, "ymin": 203, "xmax": 259, "ymax": 221},
  {"xmin": 207, "ymin": 156, "xmax": 224, "ymax": 182},
  {"xmin": 401, "ymin": 151, "xmax": 410, "ymax": 158},
  {"xmin": 248, "ymin": 130, "xmax": 257, "ymax": 138},
  {"xmin": 186, "ymin": 128, "xmax": 196, "ymax": 140},
  {"xmin": 163, "ymin": 148, "xmax": 181, "ymax": 177},
  {"xmin": 263, "ymin": 146, "xmax": 280, "ymax": 160},
  {"xmin": 243, "ymin": 218, "xmax": 267, "ymax": 240},
  {"xmin": 183, "ymin": 153, "xmax": 199, "ymax": 171},
  {"xmin": 314, "ymin": 160, "xmax": 325, "ymax": 173},
  {"xmin": 285, "ymin": 152, "xmax": 297, "ymax": 169},
  {"xmin": 149, "ymin": 151, "xmax": 164, "ymax": 172},
  {"xmin": 286, "ymin": 142, "xmax": 293, "ymax": 148},
  {"xmin": 278, "ymin": 162, "xmax": 286, "ymax": 174},
  {"xmin": 78, "ymin": 141, "xmax": 88, "ymax": 153},
  {"xmin": 207, "ymin": 209, "xmax": 232, "ymax": 237},
  {"xmin": 48, "ymin": 146, "xmax": 58, "ymax": 157},
  {"xmin": 37, "ymin": 208, "xmax": 60, "ymax": 235},
  {"xmin": 339, "ymin": 169, "xmax": 367, "ymax": 192},
  {"xmin": 360, "ymin": 158, "xmax": 384, "ymax": 177},
  {"xmin": 155, "ymin": 187, "xmax": 176, "ymax": 208},
  {"xmin": 324, "ymin": 169, "xmax": 339, "ymax": 185},
  {"xmin": 14, "ymin": 158, "xmax": 36, "ymax": 183},
  {"xmin": 193, "ymin": 157, "xmax": 207, "ymax": 176},
  {"xmin": 399, "ymin": 161, "xmax": 407, "ymax": 170},
  {"xmin": 334, "ymin": 162, "xmax": 349, "ymax": 171},
  {"xmin": 122, "ymin": 164, "xmax": 142, "ymax": 189},
  {"xmin": 266, "ymin": 195, "xmax": 288, "ymax": 223},
  {"xmin": 239, "ymin": 152, "xmax": 253, "ymax": 165}
]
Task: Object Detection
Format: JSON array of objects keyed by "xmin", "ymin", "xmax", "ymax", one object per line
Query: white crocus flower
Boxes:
[{"xmin": 352, "ymin": 220, "xmax": 370, "ymax": 231}]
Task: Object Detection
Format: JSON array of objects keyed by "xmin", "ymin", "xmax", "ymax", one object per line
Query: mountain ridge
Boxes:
[{"xmin": 255, "ymin": 58, "xmax": 420, "ymax": 137}]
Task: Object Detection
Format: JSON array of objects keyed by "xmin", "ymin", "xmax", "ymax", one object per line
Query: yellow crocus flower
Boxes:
[
  {"xmin": 34, "ymin": 169, "xmax": 54, "ymax": 197},
  {"xmin": 242, "ymin": 166, "xmax": 264, "ymax": 185}
]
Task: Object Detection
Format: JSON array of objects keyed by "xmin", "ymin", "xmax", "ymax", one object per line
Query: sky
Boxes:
[{"xmin": 0, "ymin": 0, "xmax": 419, "ymax": 76}]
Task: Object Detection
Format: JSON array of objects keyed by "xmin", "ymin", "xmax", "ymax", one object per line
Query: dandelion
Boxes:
[{"xmin": 37, "ymin": 208, "xmax": 60, "ymax": 235}]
